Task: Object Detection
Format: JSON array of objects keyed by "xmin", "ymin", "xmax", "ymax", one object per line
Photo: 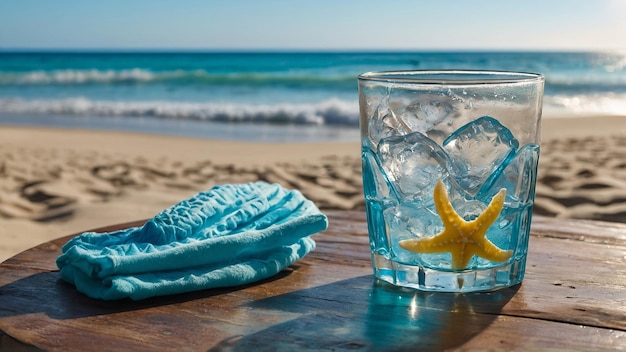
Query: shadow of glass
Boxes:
[
  {"xmin": 1, "ymin": 270, "xmax": 518, "ymax": 351},
  {"xmin": 210, "ymin": 276, "xmax": 519, "ymax": 351},
  {"xmin": 363, "ymin": 280, "xmax": 519, "ymax": 351},
  {"xmin": 0, "ymin": 269, "xmax": 294, "ymax": 320}
]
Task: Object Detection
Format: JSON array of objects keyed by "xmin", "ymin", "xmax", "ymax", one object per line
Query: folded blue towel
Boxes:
[{"xmin": 56, "ymin": 181, "xmax": 328, "ymax": 300}]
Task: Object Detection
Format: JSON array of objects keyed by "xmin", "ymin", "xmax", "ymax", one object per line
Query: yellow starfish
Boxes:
[{"xmin": 398, "ymin": 181, "xmax": 512, "ymax": 269}]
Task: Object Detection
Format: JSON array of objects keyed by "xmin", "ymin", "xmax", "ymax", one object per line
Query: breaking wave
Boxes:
[
  {"xmin": 0, "ymin": 97, "xmax": 360, "ymax": 126},
  {"xmin": 0, "ymin": 69, "xmax": 355, "ymax": 89}
]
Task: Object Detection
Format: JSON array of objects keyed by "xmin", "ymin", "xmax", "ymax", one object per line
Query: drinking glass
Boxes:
[{"xmin": 358, "ymin": 70, "xmax": 544, "ymax": 292}]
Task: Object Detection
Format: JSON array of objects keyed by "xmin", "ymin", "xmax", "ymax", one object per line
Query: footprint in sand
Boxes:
[
  {"xmin": 0, "ymin": 180, "xmax": 77, "ymax": 221},
  {"xmin": 535, "ymin": 135, "xmax": 626, "ymax": 222}
]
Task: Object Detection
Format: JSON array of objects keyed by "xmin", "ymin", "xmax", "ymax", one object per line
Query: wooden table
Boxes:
[{"xmin": 0, "ymin": 211, "xmax": 625, "ymax": 351}]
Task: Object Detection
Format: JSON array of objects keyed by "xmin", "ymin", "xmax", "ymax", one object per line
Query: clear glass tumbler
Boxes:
[{"xmin": 358, "ymin": 70, "xmax": 544, "ymax": 292}]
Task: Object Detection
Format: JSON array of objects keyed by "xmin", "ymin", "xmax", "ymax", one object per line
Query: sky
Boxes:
[{"xmin": 0, "ymin": 0, "xmax": 625, "ymax": 51}]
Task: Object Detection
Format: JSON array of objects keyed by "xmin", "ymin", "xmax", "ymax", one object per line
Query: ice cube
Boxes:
[
  {"xmin": 384, "ymin": 204, "xmax": 443, "ymax": 264},
  {"xmin": 362, "ymin": 147, "xmax": 393, "ymax": 200},
  {"xmin": 443, "ymin": 116, "xmax": 519, "ymax": 196},
  {"xmin": 398, "ymin": 99, "xmax": 455, "ymax": 135},
  {"xmin": 368, "ymin": 97, "xmax": 409, "ymax": 149},
  {"xmin": 377, "ymin": 131, "xmax": 450, "ymax": 202},
  {"xmin": 450, "ymin": 197, "xmax": 487, "ymax": 222},
  {"xmin": 478, "ymin": 143, "xmax": 540, "ymax": 203}
]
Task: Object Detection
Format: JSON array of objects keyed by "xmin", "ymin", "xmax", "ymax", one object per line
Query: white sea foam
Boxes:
[
  {"xmin": 543, "ymin": 92, "xmax": 626, "ymax": 116},
  {"xmin": 0, "ymin": 69, "xmax": 354, "ymax": 86},
  {"xmin": 0, "ymin": 69, "xmax": 162, "ymax": 85},
  {"xmin": 1, "ymin": 93, "xmax": 624, "ymax": 128},
  {"xmin": 0, "ymin": 97, "xmax": 360, "ymax": 125}
]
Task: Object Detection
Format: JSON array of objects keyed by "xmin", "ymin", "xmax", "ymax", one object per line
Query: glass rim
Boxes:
[{"xmin": 358, "ymin": 69, "xmax": 544, "ymax": 85}]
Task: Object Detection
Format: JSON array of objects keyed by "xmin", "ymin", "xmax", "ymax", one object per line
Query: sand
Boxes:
[{"xmin": 1, "ymin": 115, "xmax": 626, "ymax": 262}]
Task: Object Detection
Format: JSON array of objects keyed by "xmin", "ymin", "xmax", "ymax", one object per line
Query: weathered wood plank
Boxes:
[
  {"xmin": 0, "ymin": 212, "xmax": 624, "ymax": 351},
  {"xmin": 532, "ymin": 215, "xmax": 626, "ymax": 245}
]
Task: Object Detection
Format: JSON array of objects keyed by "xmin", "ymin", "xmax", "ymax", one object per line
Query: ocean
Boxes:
[{"xmin": 0, "ymin": 51, "xmax": 625, "ymax": 142}]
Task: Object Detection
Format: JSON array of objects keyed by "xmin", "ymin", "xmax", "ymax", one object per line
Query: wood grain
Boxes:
[{"xmin": 0, "ymin": 212, "xmax": 625, "ymax": 351}]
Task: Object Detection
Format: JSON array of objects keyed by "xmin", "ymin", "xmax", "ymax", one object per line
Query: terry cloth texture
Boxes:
[{"xmin": 56, "ymin": 181, "xmax": 328, "ymax": 300}]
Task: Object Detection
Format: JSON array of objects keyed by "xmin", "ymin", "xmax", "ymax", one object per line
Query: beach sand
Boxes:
[{"xmin": 1, "ymin": 115, "xmax": 626, "ymax": 262}]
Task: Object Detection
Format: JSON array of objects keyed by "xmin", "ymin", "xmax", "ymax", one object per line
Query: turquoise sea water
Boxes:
[{"xmin": 0, "ymin": 51, "xmax": 625, "ymax": 141}]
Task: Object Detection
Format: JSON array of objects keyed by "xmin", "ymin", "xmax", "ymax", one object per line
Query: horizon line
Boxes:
[{"xmin": 0, "ymin": 47, "xmax": 622, "ymax": 54}]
